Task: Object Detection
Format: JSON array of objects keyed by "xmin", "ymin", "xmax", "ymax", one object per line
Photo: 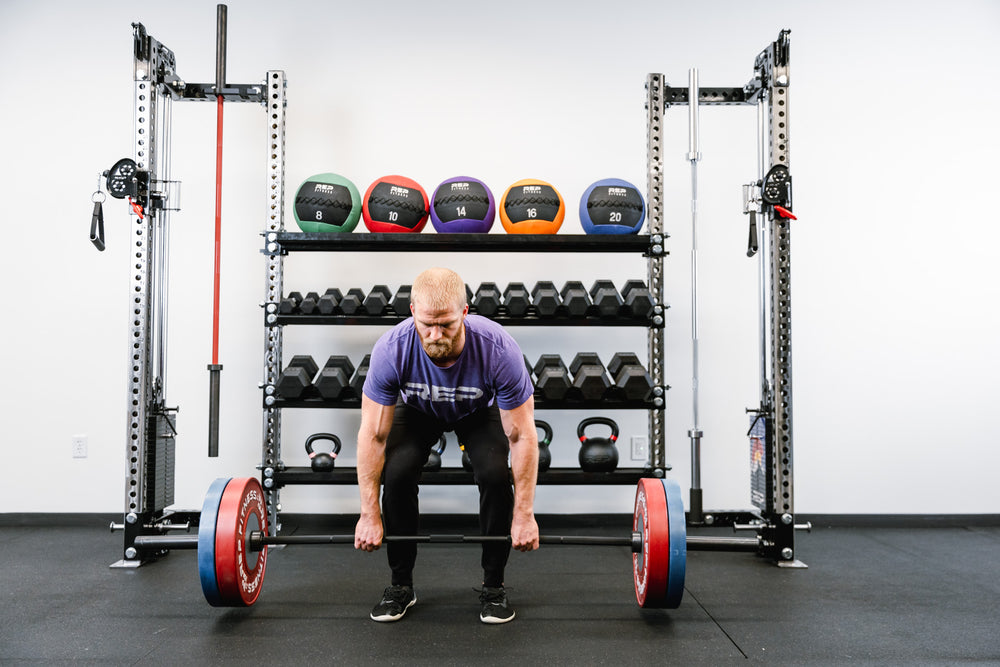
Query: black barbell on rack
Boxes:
[{"xmin": 130, "ymin": 477, "xmax": 761, "ymax": 609}]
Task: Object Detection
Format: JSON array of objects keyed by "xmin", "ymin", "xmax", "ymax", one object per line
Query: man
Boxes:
[{"xmin": 354, "ymin": 267, "xmax": 540, "ymax": 624}]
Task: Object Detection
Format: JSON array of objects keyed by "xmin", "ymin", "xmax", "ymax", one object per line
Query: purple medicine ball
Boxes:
[{"xmin": 430, "ymin": 176, "xmax": 496, "ymax": 233}]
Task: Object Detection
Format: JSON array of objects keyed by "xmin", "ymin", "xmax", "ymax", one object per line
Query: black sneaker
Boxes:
[
  {"xmin": 370, "ymin": 585, "xmax": 416, "ymax": 622},
  {"xmin": 479, "ymin": 586, "xmax": 515, "ymax": 624}
]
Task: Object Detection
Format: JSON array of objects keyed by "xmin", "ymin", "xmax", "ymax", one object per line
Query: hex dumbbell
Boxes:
[
  {"xmin": 299, "ymin": 291, "xmax": 321, "ymax": 315},
  {"xmin": 590, "ymin": 280, "xmax": 624, "ymax": 318},
  {"xmin": 279, "ymin": 291, "xmax": 303, "ymax": 315},
  {"xmin": 317, "ymin": 288, "xmax": 342, "ymax": 315},
  {"xmin": 349, "ymin": 354, "xmax": 371, "ymax": 398},
  {"xmin": 503, "ymin": 282, "xmax": 530, "ymax": 317},
  {"xmin": 314, "ymin": 355, "xmax": 357, "ymax": 400},
  {"xmin": 339, "ymin": 288, "xmax": 366, "ymax": 315},
  {"xmin": 607, "ymin": 352, "xmax": 655, "ymax": 402},
  {"xmin": 363, "ymin": 285, "xmax": 392, "ymax": 316},
  {"xmin": 533, "ymin": 354, "xmax": 571, "ymax": 401},
  {"xmin": 276, "ymin": 355, "xmax": 319, "ymax": 399},
  {"xmin": 560, "ymin": 281, "xmax": 592, "ymax": 317},
  {"xmin": 570, "ymin": 352, "xmax": 611, "ymax": 401},
  {"xmin": 531, "ymin": 281, "xmax": 561, "ymax": 317},
  {"xmin": 622, "ymin": 280, "xmax": 655, "ymax": 319},
  {"xmin": 474, "ymin": 282, "xmax": 502, "ymax": 317},
  {"xmin": 391, "ymin": 285, "xmax": 412, "ymax": 316}
]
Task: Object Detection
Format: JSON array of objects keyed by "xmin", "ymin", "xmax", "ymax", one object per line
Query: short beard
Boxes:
[{"xmin": 422, "ymin": 338, "xmax": 453, "ymax": 361}]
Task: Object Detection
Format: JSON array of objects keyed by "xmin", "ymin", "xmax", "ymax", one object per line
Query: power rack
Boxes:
[{"xmin": 103, "ymin": 14, "xmax": 805, "ymax": 567}]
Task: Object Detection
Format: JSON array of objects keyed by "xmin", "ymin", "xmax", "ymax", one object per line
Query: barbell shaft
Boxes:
[{"xmin": 132, "ymin": 532, "xmax": 758, "ymax": 553}]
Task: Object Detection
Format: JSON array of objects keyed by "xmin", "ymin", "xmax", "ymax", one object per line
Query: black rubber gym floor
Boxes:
[{"xmin": 2, "ymin": 514, "xmax": 998, "ymax": 664}]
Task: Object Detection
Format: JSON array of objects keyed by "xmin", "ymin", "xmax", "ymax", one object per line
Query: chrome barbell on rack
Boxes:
[{"xmin": 132, "ymin": 477, "xmax": 759, "ymax": 609}]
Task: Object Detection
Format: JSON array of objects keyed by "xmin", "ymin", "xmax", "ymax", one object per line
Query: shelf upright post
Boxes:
[
  {"xmin": 644, "ymin": 73, "xmax": 668, "ymax": 477},
  {"xmin": 260, "ymin": 71, "xmax": 288, "ymax": 534}
]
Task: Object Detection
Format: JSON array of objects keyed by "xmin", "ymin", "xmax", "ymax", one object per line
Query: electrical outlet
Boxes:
[
  {"xmin": 630, "ymin": 435, "xmax": 648, "ymax": 461},
  {"xmin": 72, "ymin": 435, "xmax": 88, "ymax": 459}
]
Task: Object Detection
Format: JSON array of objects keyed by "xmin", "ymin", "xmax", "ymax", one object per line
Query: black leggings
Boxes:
[{"xmin": 382, "ymin": 403, "xmax": 513, "ymax": 588}]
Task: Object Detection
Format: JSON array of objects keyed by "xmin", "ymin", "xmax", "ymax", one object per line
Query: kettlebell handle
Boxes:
[
  {"xmin": 576, "ymin": 417, "xmax": 619, "ymax": 442},
  {"xmin": 305, "ymin": 433, "xmax": 342, "ymax": 458},
  {"xmin": 432, "ymin": 435, "xmax": 447, "ymax": 456},
  {"xmin": 535, "ymin": 420, "xmax": 553, "ymax": 447}
]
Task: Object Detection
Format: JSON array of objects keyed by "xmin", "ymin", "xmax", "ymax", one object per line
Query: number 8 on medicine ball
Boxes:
[
  {"xmin": 579, "ymin": 178, "xmax": 645, "ymax": 234},
  {"xmin": 294, "ymin": 173, "xmax": 361, "ymax": 233},
  {"xmin": 500, "ymin": 178, "xmax": 565, "ymax": 234}
]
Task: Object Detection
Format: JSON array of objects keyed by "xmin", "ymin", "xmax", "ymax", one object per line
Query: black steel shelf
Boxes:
[
  {"xmin": 271, "ymin": 232, "xmax": 664, "ymax": 254},
  {"xmin": 268, "ymin": 394, "xmax": 663, "ymax": 410},
  {"xmin": 273, "ymin": 311, "xmax": 658, "ymax": 327},
  {"xmin": 270, "ymin": 467, "xmax": 661, "ymax": 487}
]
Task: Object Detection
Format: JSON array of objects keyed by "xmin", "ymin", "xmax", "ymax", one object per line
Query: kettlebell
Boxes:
[
  {"xmin": 536, "ymin": 420, "xmax": 553, "ymax": 473},
  {"xmin": 306, "ymin": 433, "xmax": 341, "ymax": 472},
  {"xmin": 424, "ymin": 435, "xmax": 447, "ymax": 471},
  {"xmin": 577, "ymin": 417, "xmax": 619, "ymax": 473}
]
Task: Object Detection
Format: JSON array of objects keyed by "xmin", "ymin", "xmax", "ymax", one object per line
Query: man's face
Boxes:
[{"xmin": 411, "ymin": 300, "xmax": 468, "ymax": 363}]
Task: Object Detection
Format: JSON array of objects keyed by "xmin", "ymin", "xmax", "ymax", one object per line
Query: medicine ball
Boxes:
[
  {"xmin": 579, "ymin": 178, "xmax": 645, "ymax": 234},
  {"xmin": 430, "ymin": 176, "xmax": 496, "ymax": 233},
  {"xmin": 294, "ymin": 173, "xmax": 361, "ymax": 233},
  {"xmin": 362, "ymin": 175, "xmax": 429, "ymax": 233},
  {"xmin": 500, "ymin": 179, "xmax": 564, "ymax": 234}
]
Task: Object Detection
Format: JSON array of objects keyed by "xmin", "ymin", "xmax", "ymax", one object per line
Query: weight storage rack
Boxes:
[{"xmin": 110, "ymin": 17, "xmax": 802, "ymax": 567}]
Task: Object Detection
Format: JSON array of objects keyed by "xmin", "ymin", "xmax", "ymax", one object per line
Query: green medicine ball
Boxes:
[{"xmin": 294, "ymin": 173, "xmax": 361, "ymax": 233}]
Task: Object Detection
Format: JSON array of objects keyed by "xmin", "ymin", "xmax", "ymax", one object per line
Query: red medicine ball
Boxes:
[{"xmin": 362, "ymin": 175, "xmax": 430, "ymax": 233}]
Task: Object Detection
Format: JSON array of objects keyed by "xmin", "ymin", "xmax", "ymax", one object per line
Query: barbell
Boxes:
[{"xmin": 132, "ymin": 477, "xmax": 759, "ymax": 608}]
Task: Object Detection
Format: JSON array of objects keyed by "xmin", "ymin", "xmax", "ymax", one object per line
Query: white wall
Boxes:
[{"xmin": 2, "ymin": 0, "xmax": 998, "ymax": 515}]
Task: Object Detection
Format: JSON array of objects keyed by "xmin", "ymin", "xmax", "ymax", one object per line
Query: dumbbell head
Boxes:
[
  {"xmin": 363, "ymin": 285, "xmax": 392, "ymax": 316},
  {"xmin": 279, "ymin": 291, "xmax": 303, "ymax": 314},
  {"xmin": 314, "ymin": 355, "xmax": 357, "ymax": 400},
  {"xmin": 531, "ymin": 281, "xmax": 561, "ymax": 317},
  {"xmin": 533, "ymin": 354, "xmax": 571, "ymax": 401},
  {"xmin": 339, "ymin": 288, "xmax": 366, "ymax": 315},
  {"xmin": 622, "ymin": 280, "xmax": 655, "ymax": 319},
  {"xmin": 589, "ymin": 280, "xmax": 623, "ymax": 318},
  {"xmin": 276, "ymin": 355, "xmax": 319, "ymax": 399},
  {"xmin": 391, "ymin": 285, "xmax": 412, "ymax": 316},
  {"xmin": 570, "ymin": 352, "xmax": 611, "ymax": 401},
  {"xmin": 608, "ymin": 352, "xmax": 654, "ymax": 401},
  {"xmin": 350, "ymin": 354, "xmax": 371, "ymax": 397},
  {"xmin": 560, "ymin": 281, "xmax": 592, "ymax": 317},
  {"xmin": 299, "ymin": 291, "xmax": 321, "ymax": 315},
  {"xmin": 473, "ymin": 282, "xmax": 502, "ymax": 317},
  {"xmin": 503, "ymin": 282, "xmax": 530, "ymax": 316},
  {"xmin": 318, "ymin": 288, "xmax": 343, "ymax": 315}
]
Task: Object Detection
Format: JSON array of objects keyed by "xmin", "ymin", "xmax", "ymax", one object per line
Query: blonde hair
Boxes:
[{"xmin": 411, "ymin": 267, "xmax": 467, "ymax": 311}]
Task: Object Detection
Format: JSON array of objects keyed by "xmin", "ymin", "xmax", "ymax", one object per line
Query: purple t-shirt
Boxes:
[{"xmin": 363, "ymin": 314, "xmax": 533, "ymax": 424}]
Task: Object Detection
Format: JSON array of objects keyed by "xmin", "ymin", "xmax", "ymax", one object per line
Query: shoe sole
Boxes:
[
  {"xmin": 370, "ymin": 595, "xmax": 417, "ymax": 622},
  {"xmin": 480, "ymin": 609, "xmax": 516, "ymax": 624}
]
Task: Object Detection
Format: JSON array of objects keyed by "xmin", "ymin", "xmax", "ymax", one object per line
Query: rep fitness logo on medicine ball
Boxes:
[{"xmin": 500, "ymin": 179, "xmax": 565, "ymax": 234}]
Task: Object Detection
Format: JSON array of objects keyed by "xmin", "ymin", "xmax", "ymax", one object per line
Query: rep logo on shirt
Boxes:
[{"xmin": 402, "ymin": 383, "xmax": 484, "ymax": 402}]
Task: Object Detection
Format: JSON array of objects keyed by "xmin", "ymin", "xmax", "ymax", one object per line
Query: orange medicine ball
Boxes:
[{"xmin": 499, "ymin": 179, "xmax": 565, "ymax": 234}]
